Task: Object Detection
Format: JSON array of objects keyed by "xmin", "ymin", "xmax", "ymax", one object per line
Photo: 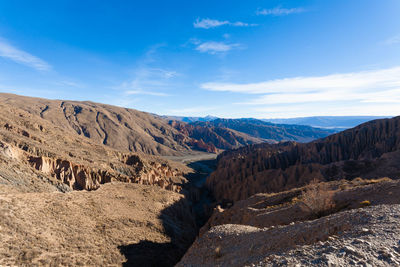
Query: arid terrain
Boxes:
[
  {"xmin": 207, "ymin": 116, "xmax": 400, "ymax": 202},
  {"xmin": 178, "ymin": 116, "xmax": 400, "ymax": 267},
  {"xmin": 0, "ymin": 93, "xmax": 399, "ymax": 266},
  {"xmin": 0, "ymin": 183, "xmax": 196, "ymax": 266},
  {"xmin": 0, "ymin": 94, "xmax": 205, "ymax": 266}
]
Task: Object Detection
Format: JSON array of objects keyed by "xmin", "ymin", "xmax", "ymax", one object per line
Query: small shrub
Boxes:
[
  {"xmin": 214, "ymin": 246, "xmax": 222, "ymax": 258},
  {"xmin": 291, "ymin": 196, "xmax": 300, "ymax": 203},
  {"xmin": 360, "ymin": 200, "xmax": 371, "ymax": 207},
  {"xmin": 301, "ymin": 180, "xmax": 335, "ymax": 217}
]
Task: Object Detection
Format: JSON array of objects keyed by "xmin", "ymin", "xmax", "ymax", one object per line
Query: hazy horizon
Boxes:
[{"xmin": 0, "ymin": 1, "xmax": 399, "ymax": 118}]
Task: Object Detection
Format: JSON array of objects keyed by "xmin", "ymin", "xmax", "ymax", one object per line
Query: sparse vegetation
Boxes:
[
  {"xmin": 301, "ymin": 180, "xmax": 335, "ymax": 217},
  {"xmin": 215, "ymin": 246, "xmax": 222, "ymax": 258},
  {"xmin": 360, "ymin": 200, "xmax": 371, "ymax": 207}
]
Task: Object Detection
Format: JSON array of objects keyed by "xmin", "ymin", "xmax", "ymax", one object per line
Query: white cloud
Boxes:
[
  {"xmin": 195, "ymin": 41, "xmax": 241, "ymax": 54},
  {"xmin": 194, "ymin": 18, "xmax": 229, "ymax": 29},
  {"xmin": 55, "ymin": 80, "xmax": 85, "ymax": 88},
  {"xmin": 256, "ymin": 7, "xmax": 305, "ymax": 16},
  {"xmin": 251, "ymin": 103, "xmax": 399, "ymax": 118},
  {"xmin": 194, "ymin": 18, "xmax": 257, "ymax": 29},
  {"xmin": 201, "ymin": 66, "xmax": 400, "ymax": 117},
  {"xmin": 125, "ymin": 90, "xmax": 169, "ymax": 96},
  {"xmin": 0, "ymin": 38, "xmax": 51, "ymax": 71},
  {"xmin": 167, "ymin": 106, "xmax": 217, "ymax": 116},
  {"xmin": 202, "ymin": 66, "xmax": 400, "ymax": 96},
  {"xmin": 116, "ymin": 67, "xmax": 178, "ymax": 97},
  {"xmin": 384, "ymin": 35, "xmax": 400, "ymax": 45}
]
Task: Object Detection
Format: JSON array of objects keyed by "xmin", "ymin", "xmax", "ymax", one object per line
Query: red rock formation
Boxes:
[{"xmin": 170, "ymin": 120, "xmax": 264, "ymax": 151}]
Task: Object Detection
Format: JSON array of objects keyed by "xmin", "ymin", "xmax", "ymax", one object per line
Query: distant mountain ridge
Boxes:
[
  {"xmin": 168, "ymin": 118, "xmax": 335, "ymax": 152},
  {"xmin": 163, "ymin": 115, "xmax": 218, "ymax": 123},
  {"xmin": 190, "ymin": 118, "xmax": 335, "ymax": 143},
  {"xmin": 207, "ymin": 116, "xmax": 400, "ymax": 202},
  {"xmin": 169, "ymin": 120, "xmax": 267, "ymax": 151},
  {"xmin": 263, "ymin": 116, "xmax": 390, "ymax": 130},
  {"xmin": 167, "ymin": 115, "xmax": 391, "ymax": 131}
]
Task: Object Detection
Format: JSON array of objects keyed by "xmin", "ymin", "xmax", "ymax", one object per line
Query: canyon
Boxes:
[{"xmin": 0, "ymin": 93, "xmax": 399, "ymax": 266}]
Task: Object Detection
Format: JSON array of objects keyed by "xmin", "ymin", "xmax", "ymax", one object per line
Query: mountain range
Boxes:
[
  {"xmin": 167, "ymin": 115, "xmax": 390, "ymax": 131},
  {"xmin": 0, "ymin": 93, "xmax": 334, "ymax": 156}
]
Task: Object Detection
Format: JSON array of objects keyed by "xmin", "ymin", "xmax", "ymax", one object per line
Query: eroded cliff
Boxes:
[
  {"xmin": 207, "ymin": 117, "xmax": 400, "ymax": 202},
  {"xmin": 0, "ymin": 98, "xmax": 189, "ymax": 193}
]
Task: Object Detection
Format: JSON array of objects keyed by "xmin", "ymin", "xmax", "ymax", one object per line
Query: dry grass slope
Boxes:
[{"xmin": 0, "ymin": 183, "xmax": 197, "ymax": 266}]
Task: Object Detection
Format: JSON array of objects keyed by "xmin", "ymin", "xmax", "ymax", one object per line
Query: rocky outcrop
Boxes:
[
  {"xmin": 207, "ymin": 116, "xmax": 400, "ymax": 202},
  {"xmin": 178, "ymin": 204, "xmax": 400, "ymax": 266},
  {"xmin": 27, "ymin": 155, "xmax": 113, "ymax": 190},
  {"xmin": 0, "ymin": 139, "xmax": 186, "ymax": 192},
  {"xmin": 0, "ymin": 99, "xmax": 189, "ymax": 193}
]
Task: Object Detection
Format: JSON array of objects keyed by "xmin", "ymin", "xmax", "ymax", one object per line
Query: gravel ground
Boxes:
[{"xmin": 178, "ymin": 204, "xmax": 400, "ymax": 267}]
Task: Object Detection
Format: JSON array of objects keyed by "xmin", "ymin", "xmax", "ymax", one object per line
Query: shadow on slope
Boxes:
[
  {"xmin": 118, "ymin": 158, "xmax": 217, "ymax": 266},
  {"xmin": 118, "ymin": 241, "xmax": 180, "ymax": 267}
]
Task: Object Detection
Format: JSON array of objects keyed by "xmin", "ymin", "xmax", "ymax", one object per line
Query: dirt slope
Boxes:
[
  {"xmin": 0, "ymin": 93, "xmax": 194, "ymax": 156},
  {"xmin": 178, "ymin": 204, "xmax": 400, "ymax": 266},
  {"xmin": 201, "ymin": 178, "xmax": 400, "ymax": 234},
  {"xmin": 0, "ymin": 182, "xmax": 196, "ymax": 266}
]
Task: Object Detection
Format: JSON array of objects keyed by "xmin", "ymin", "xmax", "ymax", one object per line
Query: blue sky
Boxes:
[{"xmin": 0, "ymin": 0, "xmax": 399, "ymax": 118}]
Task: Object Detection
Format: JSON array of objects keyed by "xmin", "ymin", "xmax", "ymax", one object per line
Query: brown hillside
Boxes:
[
  {"xmin": 0, "ymin": 182, "xmax": 196, "ymax": 266},
  {"xmin": 207, "ymin": 116, "xmax": 400, "ymax": 202},
  {"xmin": 0, "ymin": 94, "xmax": 190, "ymax": 192},
  {"xmin": 169, "ymin": 120, "xmax": 266, "ymax": 151},
  {"xmin": 0, "ymin": 93, "xmax": 194, "ymax": 156}
]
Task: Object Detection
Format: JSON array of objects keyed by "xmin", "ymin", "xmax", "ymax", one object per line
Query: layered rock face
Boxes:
[
  {"xmin": 207, "ymin": 117, "xmax": 400, "ymax": 202},
  {"xmin": 0, "ymin": 98, "xmax": 189, "ymax": 193}
]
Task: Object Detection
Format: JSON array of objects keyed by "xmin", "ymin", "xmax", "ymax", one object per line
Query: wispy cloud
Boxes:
[
  {"xmin": 167, "ymin": 106, "xmax": 217, "ymax": 116},
  {"xmin": 383, "ymin": 35, "xmax": 400, "ymax": 45},
  {"xmin": 116, "ymin": 67, "xmax": 178, "ymax": 97},
  {"xmin": 256, "ymin": 6, "xmax": 305, "ymax": 16},
  {"xmin": 201, "ymin": 66, "xmax": 400, "ymax": 106},
  {"xmin": 195, "ymin": 41, "xmax": 241, "ymax": 54},
  {"xmin": 251, "ymin": 102, "xmax": 399, "ymax": 118},
  {"xmin": 125, "ymin": 90, "xmax": 169, "ymax": 96},
  {"xmin": 194, "ymin": 18, "xmax": 257, "ymax": 29},
  {"xmin": 55, "ymin": 80, "xmax": 85, "ymax": 88},
  {"xmin": 0, "ymin": 38, "xmax": 51, "ymax": 71}
]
